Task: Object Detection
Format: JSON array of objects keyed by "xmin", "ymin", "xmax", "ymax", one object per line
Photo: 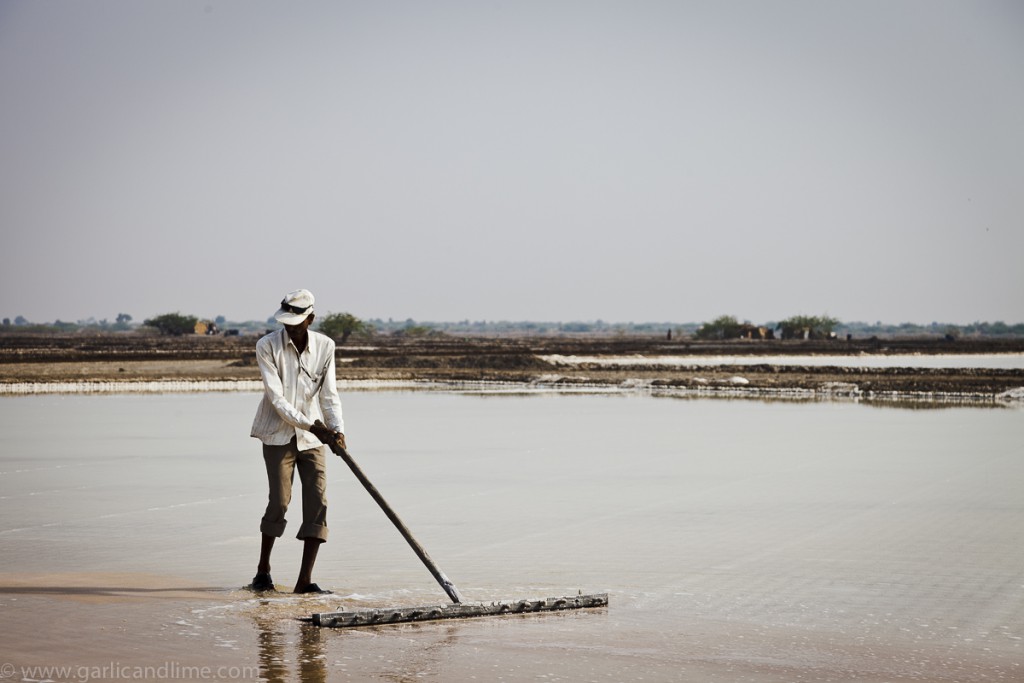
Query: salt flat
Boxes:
[{"xmin": 0, "ymin": 391, "xmax": 1020, "ymax": 681}]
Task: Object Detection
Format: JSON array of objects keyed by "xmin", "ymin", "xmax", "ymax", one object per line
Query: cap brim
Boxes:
[{"xmin": 274, "ymin": 308, "xmax": 311, "ymax": 325}]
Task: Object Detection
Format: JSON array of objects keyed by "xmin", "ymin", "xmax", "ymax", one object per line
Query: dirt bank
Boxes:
[{"xmin": 2, "ymin": 333, "xmax": 1022, "ymax": 399}]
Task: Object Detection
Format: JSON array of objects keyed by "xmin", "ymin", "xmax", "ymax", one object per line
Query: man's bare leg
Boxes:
[
  {"xmin": 258, "ymin": 534, "xmax": 276, "ymax": 575},
  {"xmin": 294, "ymin": 538, "xmax": 323, "ymax": 593},
  {"xmin": 249, "ymin": 534, "xmax": 278, "ymax": 591}
]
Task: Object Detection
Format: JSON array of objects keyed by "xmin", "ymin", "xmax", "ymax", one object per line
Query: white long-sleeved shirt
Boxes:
[{"xmin": 250, "ymin": 328, "xmax": 344, "ymax": 451}]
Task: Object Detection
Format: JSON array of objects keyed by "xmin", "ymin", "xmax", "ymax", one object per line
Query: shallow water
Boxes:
[{"xmin": 0, "ymin": 391, "xmax": 1021, "ymax": 681}]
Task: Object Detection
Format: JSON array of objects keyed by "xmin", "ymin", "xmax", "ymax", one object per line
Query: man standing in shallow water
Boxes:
[{"xmin": 249, "ymin": 289, "xmax": 345, "ymax": 594}]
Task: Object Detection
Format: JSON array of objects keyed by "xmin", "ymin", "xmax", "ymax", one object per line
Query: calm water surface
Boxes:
[{"xmin": 0, "ymin": 391, "xmax": 1021, "ymax": 682}]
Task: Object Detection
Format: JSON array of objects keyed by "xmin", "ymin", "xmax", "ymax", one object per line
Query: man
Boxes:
[{"xmin": 249, "ymin": 289, "xmax": 345, "ymax": 594}]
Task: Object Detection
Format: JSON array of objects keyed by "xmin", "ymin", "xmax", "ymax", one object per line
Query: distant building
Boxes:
[
  {"xmin": 738, "ymin": 324, "xmax": 775, "ymax": 340},
  {"xmin": 194, "ymin": 320, "xmax": 220, "ymax": 335}
]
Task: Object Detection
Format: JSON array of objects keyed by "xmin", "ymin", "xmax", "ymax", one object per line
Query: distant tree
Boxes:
[
  {"xmin": 393, "ymin": 325, "xmax": 438, "ymax": 338},
  {"xmin": 215, "ymin": 315, "xmax": 226, "ymax": 326},
  {"xmin": 317, "ymin": 312, "xmax": 366, "ymax": 344},
  {"xmin": 14, "ymin": 315, "xmax": 28, "ymax": 326},
  {"xmin": 776, "ymin": 315, "xmax": 840, "ymax": 339},
  {"xmin": 2, "ymin": 318, "xmax": 9, "ymax": 326},
  {"xmin": 989, "ymin": 321, "xmax": 1010, "ymax": 335},
  {"xmin": 144, "ymin": 312, "xmax": 198, "ymax": 336},
  {"xmin": 109, "ymin": 313, "xmax": 133, "ymax": 331},
  {"xmin": 695, "ymin": 315, "xmax": 743, "ymax": 340}
]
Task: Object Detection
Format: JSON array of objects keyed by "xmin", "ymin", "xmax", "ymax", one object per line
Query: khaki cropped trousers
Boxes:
[{"xmin": 260, "ymin": 437, "xmax": 329, "ymax": 542}]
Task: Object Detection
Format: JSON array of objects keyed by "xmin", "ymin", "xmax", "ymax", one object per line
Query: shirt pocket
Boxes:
[{"xmin": 302, "ymin": 368, "xmax": 326, "ymax": 401}]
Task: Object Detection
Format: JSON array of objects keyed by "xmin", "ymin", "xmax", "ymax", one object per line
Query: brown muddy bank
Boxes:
[{"xmin": 1, "ymin": 333, "xmax": 1022, "ymax": 397}]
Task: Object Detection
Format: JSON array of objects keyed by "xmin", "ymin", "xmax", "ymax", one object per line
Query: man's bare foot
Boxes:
[{"xmin": 250, "ymin": 572, "xmax": 275, "ymax": 592}]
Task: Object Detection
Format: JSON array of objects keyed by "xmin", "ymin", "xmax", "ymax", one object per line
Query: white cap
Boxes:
[{"xmin": 274, "ymin": 289, "xmax": 315, "ymax": 325}]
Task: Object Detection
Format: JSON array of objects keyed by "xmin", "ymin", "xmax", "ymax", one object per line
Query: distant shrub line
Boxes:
[{"xmin": 2, "ymin": 314, "xmax": 1023, "ymax": 339}]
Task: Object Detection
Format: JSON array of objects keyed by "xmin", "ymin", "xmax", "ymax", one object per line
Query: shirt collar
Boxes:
[{"xmin": 282, "ymin": 328, "xmax": 315, "ymax": 356}]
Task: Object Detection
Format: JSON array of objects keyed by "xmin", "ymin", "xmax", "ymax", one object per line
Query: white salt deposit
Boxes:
[
  {"xmin": 540, "ymin": 353, "xmax": 1024, "ymax": 370},
  {"xmin": 996, "ymin": 386, "xmax": 1024, "ymax": 401},
  {"xmin": 0, "ymin": 379, "xmax": 438, "ymax": 395}
]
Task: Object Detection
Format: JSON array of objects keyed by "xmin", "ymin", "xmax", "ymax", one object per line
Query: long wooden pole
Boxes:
[{"xmin": 323, "ymin": 438, "xmax": 464, "ymax": 604}]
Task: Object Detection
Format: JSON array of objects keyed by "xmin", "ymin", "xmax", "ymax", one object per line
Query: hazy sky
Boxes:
[{"xmin": 2, "ymin": 1, "xmax": 1022, "ymax": 325}]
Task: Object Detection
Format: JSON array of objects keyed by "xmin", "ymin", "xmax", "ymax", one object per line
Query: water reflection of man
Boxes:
[
  {"xmin": 252, "ymin": 612, "xmax": 327, "ymax": 683},
  {"xmin": 249, "ymin": 289, "xmax": 345, "ymax": 594}
]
